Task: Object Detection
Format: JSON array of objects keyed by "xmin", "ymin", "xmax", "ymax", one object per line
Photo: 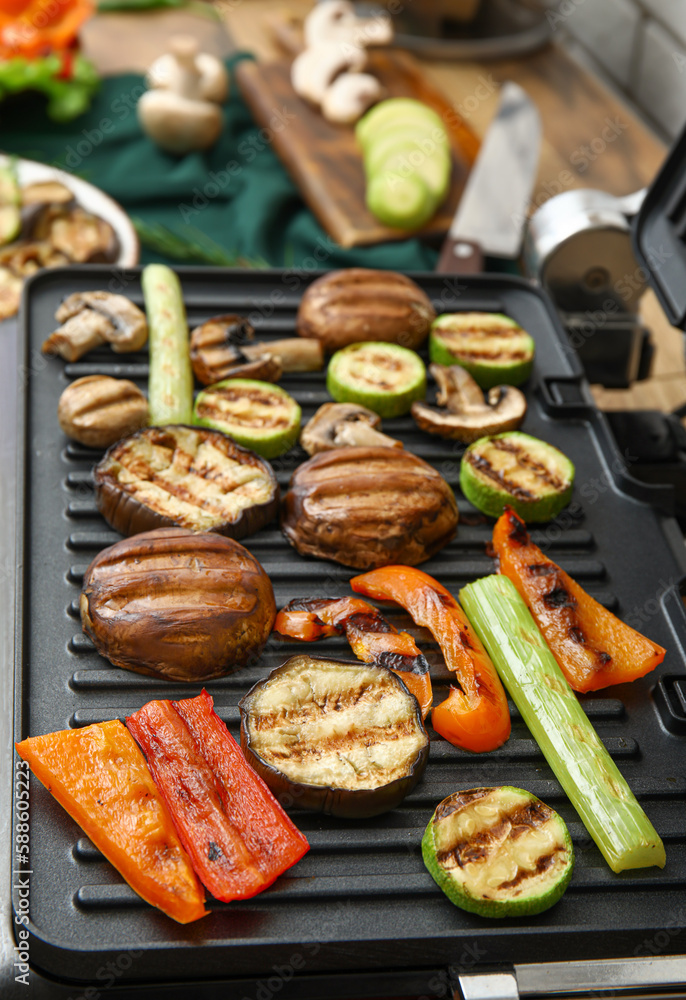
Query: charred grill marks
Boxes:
[
  {"xmin": 495, "ymin": 851, "xmax": 558, "ymax": 890},
  {"xmin": 347, "ymin": 611, "xmax": 394, "ymax": 634},
  {"xmin": 543, "ymin": 586, "xmax": 577, "ymax": 610},
  {"xmin": 467, "ymin": 452, "xmax": 536, "ymax": 500},
  {"xmin": 435, "ymin": 798, "xmax": 556, "ymax": 870},
  {"xmin": 527, "ymin": 562, "xmax": 556, "ymax": 576},
  {"xmin": 376, "ymin": 649, "xmax": 430, "ymax": 676},
  {"xmin": 434, "ymin": 788, "xmax": 490, "ymax": 820}
]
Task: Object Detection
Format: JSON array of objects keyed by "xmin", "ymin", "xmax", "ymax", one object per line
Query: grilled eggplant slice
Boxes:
[
  {"xmin": 81, "ymin": 526, "xmax": 276, "ymax": 682},
  {"xmin": 194, "ymin": 379, "xmax": 301, "ymax": 459},
  {"xmin": 240, "ymin": 654, "xmax": 429, "ymax": 818},
  {"xmin": 460, "ymin": 432, "xmax": 574, "ymax": 522},
  {"xmin": 274, "ymin": 597, "xmax": 433, "ymax": 718},
  {"xmin": 296, "ymin": 268, "xmax": 436, "ymax": 352},
  {"xmin": 94, "ymin": 424, "xmax": 279, "ymax": 539},
  {"xmin": 422, "ymin": 787, "xmax": 574, "ymax": 918},
  {"xmin": 281, "ymin": 446, "xmax": 458, "ymax": 570}
]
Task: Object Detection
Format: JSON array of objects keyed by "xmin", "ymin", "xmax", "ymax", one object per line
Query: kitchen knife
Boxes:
[{"xmin": 437, "ymin": 81, "xmax": 541, "ymax": 274}]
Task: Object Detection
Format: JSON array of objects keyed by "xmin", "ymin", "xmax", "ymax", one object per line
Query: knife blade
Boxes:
[{"xmin": 437, "ymin": 81, "xmax": 541, "ymax": 274}]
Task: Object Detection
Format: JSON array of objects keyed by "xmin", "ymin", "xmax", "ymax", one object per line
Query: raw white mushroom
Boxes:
[
  {"xmin": 291, "ymin": 41, "xmax": 367, "ymax": 107},
  {"xmin": 321, "ymin": 72, "xmax": 384, "ymax": 124},
  {"xmin": 304, "ymin": 0, "xmax": 393, "ymax": 49},
  {"xmin": 147, "ymin": 50, "xmax": 229, "ymax": 104},
  {"xmin": 138, "ymin": 36, "xmax": 225, "ymax": 154},
  {"xmin": 295, "ymin": 1, "xmax": 394, "ymax": 124}
]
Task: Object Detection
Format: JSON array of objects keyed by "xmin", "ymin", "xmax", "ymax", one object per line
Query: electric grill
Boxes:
[{"xmin": 5, "ymin": 265, "xmax": 686, "ymax": 999}]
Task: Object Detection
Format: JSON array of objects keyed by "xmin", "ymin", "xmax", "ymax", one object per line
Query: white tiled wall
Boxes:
[{"xmin": 546, "ymin": 0, "xmax": 686, "ymax": 139}]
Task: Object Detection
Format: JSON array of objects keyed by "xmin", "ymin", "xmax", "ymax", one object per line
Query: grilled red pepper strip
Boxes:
[
  {"xmin": 493, "ymin": 507, "xmax": 666, "ymax": 692},
  {"xmin": 351, "ymin": 567, "xmax": 511, "ymax": 753},
  {"xmin": 275, "ymin": 597, "xmax": 433, "ymax": 718},
  {"xmin": 126, "ymin": 691, "xmax": 309, "ymax": 903}
]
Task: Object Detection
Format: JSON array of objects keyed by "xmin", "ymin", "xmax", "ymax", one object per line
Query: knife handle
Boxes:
[{"xmin": 436, "ymin": 238, "xmax": 484, "ymax": 275}]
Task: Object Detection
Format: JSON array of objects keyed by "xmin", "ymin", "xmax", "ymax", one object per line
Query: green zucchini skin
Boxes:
[
  {"xmin": 422, "ymin": 786, "xmax": 574, "ymax": 919},
  {"xmin": 460, "ymin": 431, "xmax": 575, "ymax": 522},
  {"xmin": 142, "ymin": 264, "xmax": 193, "ymax": 426},
  {"xmin": 429, "ymin": 313, "xmax": 535, "ymax": 389},
  {"xmin": 193, "ymin": 378, "xmax": 301, "ymax": 459},
  {"xmin": 327, "ymin": 342, "xmax": 427, "ymax": 419}
]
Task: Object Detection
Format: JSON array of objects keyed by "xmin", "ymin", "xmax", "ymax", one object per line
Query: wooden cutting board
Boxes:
[{"xmin": 235, "ymin": 42, "xmax": 479, "ymax": 249}]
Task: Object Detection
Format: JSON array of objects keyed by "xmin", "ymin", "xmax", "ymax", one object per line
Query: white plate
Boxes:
[{"xmin": 0, "ymin": 153, "xmax": 139, "ymax": 267}]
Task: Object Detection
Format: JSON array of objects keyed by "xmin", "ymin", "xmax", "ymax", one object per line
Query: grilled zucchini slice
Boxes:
[
  {"xmin": 239, "ymin": 654, "xmax": 429, "ymax": 819},
  {"xmin": 194, "ymin": 378, "xmax": 301, "ymax": 459},
  {"xmin": 430, "ymin": 313, "xmax": 535, "ymax": 389},
  {"xmin": 327, "ymin": 342, "xmax": 426, "ymax": 418},
  {"xmin": 94, "ymin": 424, "xmax": 279, "ymax": 539},
  {"xmin": 422, "ymin": 786, "xmax": 574, "ymax": 918},
  {"xmin": 460, "ymin": 431, "xmax": 574, "ymax": 522}
]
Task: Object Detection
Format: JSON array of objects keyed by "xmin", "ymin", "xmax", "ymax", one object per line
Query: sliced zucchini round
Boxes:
[
  {"xmin": 364, "ymin": 126, "xmax": 448, "ymax": 175},
  {"xmin": 356, "ymin": 99, "xmax": 447, "ymax": 151},
  {"xmin": 370, "ymin": 146, "xmax": 452, "ymax": 205},
  {"xmin": 422, "ymin": 786, "xmax": 574, "ymax": 919},
  {"xmin": 327, "ymin": 342, "xmax": 426, "ymax": 418},
  {"xmin": 193, "ymin": 378, "xmax": 301, "ymax": 459},
  {"xmin": 366, "ymin": 172, "xmax": 436, "ymax": 231},
  {"xmin": 239, "ymin": 654, "xmax": 429, "ymax": 819},
  {"xmin": 460, "ymin": 431, "xmax": 574, "ymax": 522},
  {"xmin": 430, "ymin": 313, "xmax": 535, "ymax": 389}
]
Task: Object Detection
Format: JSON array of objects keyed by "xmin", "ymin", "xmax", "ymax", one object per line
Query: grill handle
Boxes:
[{"xmin": 452, "ymin": 956, "xmax": 686, "ymax": 1000}]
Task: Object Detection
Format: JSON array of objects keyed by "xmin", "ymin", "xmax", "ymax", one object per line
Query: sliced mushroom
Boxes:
[
  {"xmin": 190, "ymin": 317, "xmax": 324, "ymax": 386},
  {"xmin": 242, "ymin": 338, "xmax": 324, "ymax": 372},
  {"xmin": 0, "ymin": 267, "xmax": 22, "ymax": 320},
  {"xmin": 42, "ymin": 291, "xmax": 148, "ymax": 360},
  {"xmin": 291, "ymin": 41, "xmax": 367, "ymax": 107},
  {"xmin": 21, "ymin": 181, "xmax": 75, "ymax": 206},
  {"xmin": 321, "ymin": 72, "xmax": 384, "ymax": 124},
  {"xmin": 300, "ymin": 402, "xmax": 402, "ymax": 456},
  {"xmin": 190, "ymin": 316, "xmax": 281, "ymax": 386},
  {"xmin": 411, "ymin": 364, "xmax": 527, "ymax": 443},
  {"xmin": 0, "ymin": 240, "xmax": 69, "ymax": 276}
]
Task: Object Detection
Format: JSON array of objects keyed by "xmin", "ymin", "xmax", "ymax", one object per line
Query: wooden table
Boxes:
[{"xmin": 223, "ymin": 0, "xmax": 686, "ymax": 420}]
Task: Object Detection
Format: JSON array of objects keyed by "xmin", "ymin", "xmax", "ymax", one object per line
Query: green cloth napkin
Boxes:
[{"xmin": 0, "ymin": 52, "xmax": 439, "ymax": 270}]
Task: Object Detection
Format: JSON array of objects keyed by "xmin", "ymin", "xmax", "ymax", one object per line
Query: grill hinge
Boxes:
[{"xmin": 453, "ymin": 970, "xmax": 519, "ymax": 1000}]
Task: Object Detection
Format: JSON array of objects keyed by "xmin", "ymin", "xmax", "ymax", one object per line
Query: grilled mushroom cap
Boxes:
[
  {"xmin": 412, "ymin": 364, "xmax": 527, "ymax": 443},
  {"xmin": 43, "ymin": 291, "xmax": 148, "ymax": 360},
  {"xmin": 300, "ymin": 402, "xmax": 401, "ymax": 455}
]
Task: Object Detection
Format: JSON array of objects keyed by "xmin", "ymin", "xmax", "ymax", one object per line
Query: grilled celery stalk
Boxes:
[
  {"xmin": 142, "ymin": 264, "xmax": 193, "ymax": 425},
  {"xmin": 459, "ymin": 575, "xmax": 666, "ymax": 874}
]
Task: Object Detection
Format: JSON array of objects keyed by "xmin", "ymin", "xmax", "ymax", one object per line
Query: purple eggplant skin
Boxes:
[
  {"xmin": 93, "ymin": 424, "xmax": 279, "ymax": 540},
  {"xmin": 239, "ymin": 654, "xmax": 430, "ymax": 819},
  {"xmin": 80, "ymin": 526, "xmax": 276, "ymax": 682}
]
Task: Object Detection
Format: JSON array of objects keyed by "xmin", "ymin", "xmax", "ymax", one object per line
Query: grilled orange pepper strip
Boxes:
[
  {"xmin": 16, "ymin": 720, "xmax": 207, "ymax": 923},
  {"xmin": 274, "ymin": 597, "xmax": 433, "ymax": 718},
  {"xmin": 493, "ymin": 507, "xmax": 666, "ymax": 692},
  {"xmin": 351, "ymin": 567, "xmax": 511, "ymax": 753}
]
